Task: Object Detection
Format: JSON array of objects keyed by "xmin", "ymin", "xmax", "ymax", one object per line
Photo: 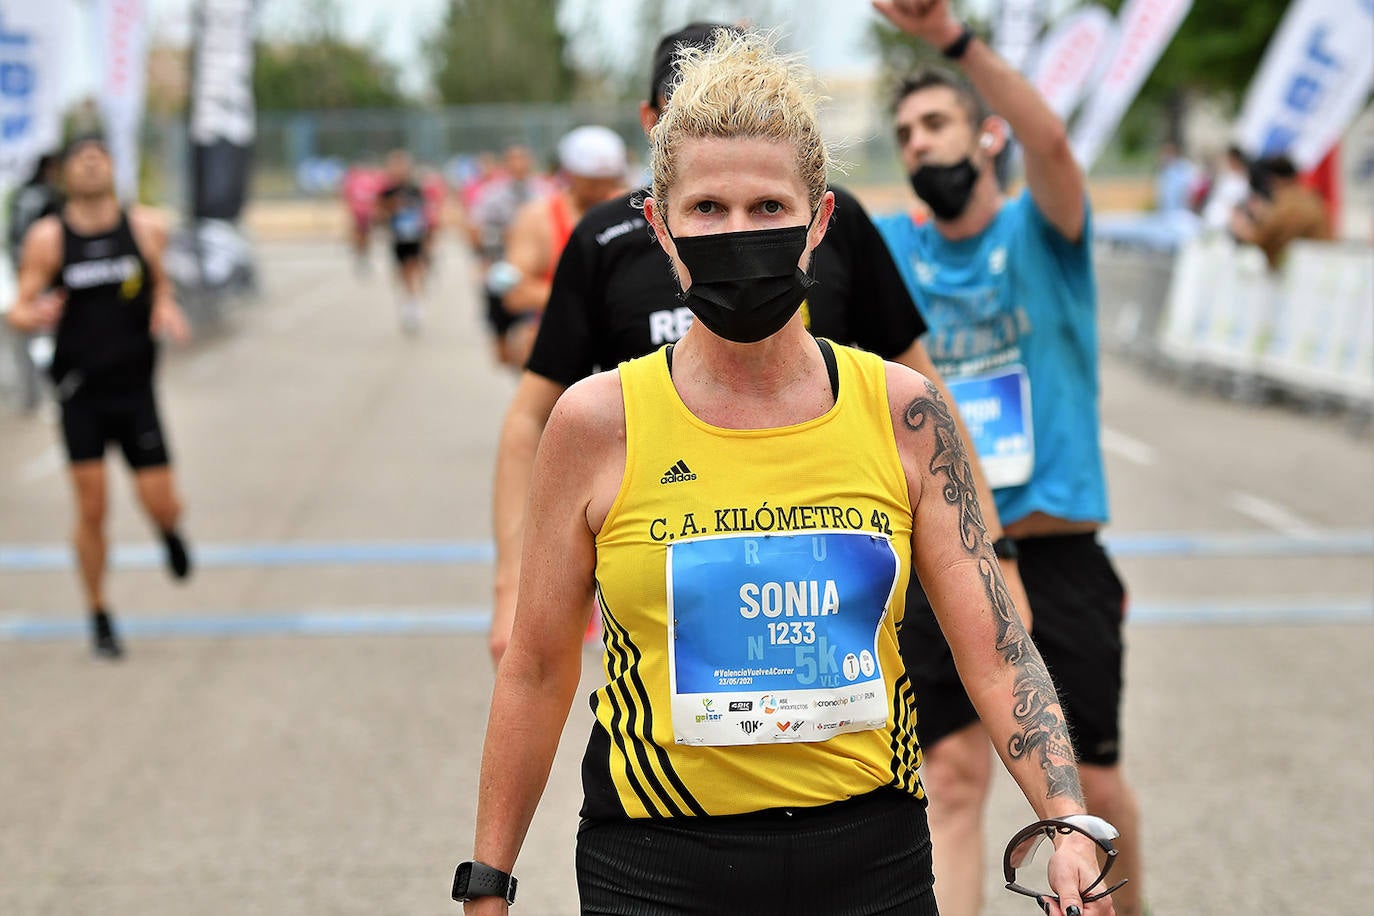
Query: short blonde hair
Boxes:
[{"xmin": 650, "ymin": 29, "xmax": 829, "ymax": 214}]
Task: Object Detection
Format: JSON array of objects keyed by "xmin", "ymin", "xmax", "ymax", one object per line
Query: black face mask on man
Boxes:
[
  {"xmin": 665, "ymin": 214, "xmax": 818, "ymax": 344},
  {"xmin": 909, "ymin": 157, "xmax": 980, "ymax": 221}
]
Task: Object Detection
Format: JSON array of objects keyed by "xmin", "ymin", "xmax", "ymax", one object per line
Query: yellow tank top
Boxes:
[{"xmin": 583, "ymin": 341, "xmax": 925, "ymax": 819}]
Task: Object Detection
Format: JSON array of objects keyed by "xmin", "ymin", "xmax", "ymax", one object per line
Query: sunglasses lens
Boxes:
[{"xmin": 1008, "ymin": 830, "xmax": 1048, "ymax": 870}]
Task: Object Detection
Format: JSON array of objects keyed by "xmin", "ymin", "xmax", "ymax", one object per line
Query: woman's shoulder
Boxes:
[{"xmin": 547, "ymin": 368, "xmax": 626, "ymax": 443}]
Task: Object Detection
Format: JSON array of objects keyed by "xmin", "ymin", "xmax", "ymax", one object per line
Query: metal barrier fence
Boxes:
[{"xmin": 140, "ymin": 103, "xmax": 908, "ymax": 208}]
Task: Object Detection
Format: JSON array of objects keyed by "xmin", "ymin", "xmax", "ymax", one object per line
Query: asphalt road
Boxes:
[{"xmin": 2, "ymin": 237, "xmax": 1371, "ymax": 915}]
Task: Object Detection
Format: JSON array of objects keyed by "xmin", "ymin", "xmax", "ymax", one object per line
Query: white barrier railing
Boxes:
[{"xmin": 1158, "ymin": 235, "xmax": 1374, "ymax": 409}]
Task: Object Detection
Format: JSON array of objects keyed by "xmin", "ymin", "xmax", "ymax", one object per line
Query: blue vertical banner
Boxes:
[{"xmin": 0, "ymin": 3, "xmax": 64, "ymax": 191}]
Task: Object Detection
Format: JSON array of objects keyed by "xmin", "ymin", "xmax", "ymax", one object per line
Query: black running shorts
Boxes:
[
  {"xmin": 60, "ymin": 384, "xmax": 171, "ymax": 469},
  {"xmin": 576, "ymin": 788, "xmax": 937, "ymax": 915},
  {"xmin": 392, "ymin": 241, "xmax": 423, "ymax": 264},
  {"xmin": 900, "ymin": 532, "xmax": 1127, "ymax": 765}
]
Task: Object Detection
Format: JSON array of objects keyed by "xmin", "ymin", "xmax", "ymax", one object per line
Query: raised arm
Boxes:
[
  {"xmin": 873, "ymin": 0, "xmax": 1085, "ymax": 241},
  {"xmin": 5, "ymin": 217, "xmax": 65, "ymax": 332},
  {"xmin": 467, "ymin": 373, "xmax": 624, "ymax": 916},
  {"xmin": 889, "ymin": 365, "xmax": 1111, "ymax": 915}
]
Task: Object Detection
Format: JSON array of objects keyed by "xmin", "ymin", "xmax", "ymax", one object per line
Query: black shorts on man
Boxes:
[
  {"xmin": 900, "ymin": 532, "xmax": 1126, "ymax": 765},
  {"xmin": 60, "ymin": 384, "xmax": 171, "ymax": 469}
]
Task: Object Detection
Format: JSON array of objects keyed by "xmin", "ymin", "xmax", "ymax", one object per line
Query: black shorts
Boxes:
[
  {"xmin": 900, "ymin": 532, "xmax": 1127, "ymax": 766},
  {"xmin": 60, "ymin": 384, "xmax": 171, "ymax": 469},
  {"xmin": 576, "ymin": 787, "xmax": 936, "ymax": 915},
  {"xmin": 392, "ymin": 240, "xmax": 423, "ymax": 263}
]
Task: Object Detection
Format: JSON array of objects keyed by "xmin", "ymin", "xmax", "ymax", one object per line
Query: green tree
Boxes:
[
  {"xmin": 427, "ymin": 0, "xmax": 576, "ymax": 104},
  {"xmin": 252, "ymin": 0, "xmax": 406, "ymax": 110},
  {"xmin": 254, "ymin": 41, "xmax": 407, "ymax": 110}
]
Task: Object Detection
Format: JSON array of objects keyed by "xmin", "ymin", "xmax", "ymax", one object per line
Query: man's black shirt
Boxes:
[{"xmin": 526, "ymin": 186, "xmax": 927, "ymax": 388}]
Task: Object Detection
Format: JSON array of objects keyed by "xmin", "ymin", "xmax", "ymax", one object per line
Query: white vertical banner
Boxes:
[
  {"xmin": 1029, "ymin": 6, "xmax": 1117, "ymax": 121},
  {"xmin": 993, "ymin": 0, "xmax": 1047, "ymax": 73},
  {"xmin": 1234, "ymin": 0, "xmax": 1374, "ymax": 171},
  {"xmin": 1069, "ymin": 0, "xmax": 1193, "ymax": 169},
  {"xmin": 96, "ymin": 0, "xmax": 149, "ymax": 203},
  {"xmin": 0, "ymin": 2, "xmax": 65, "ymax": 190}
]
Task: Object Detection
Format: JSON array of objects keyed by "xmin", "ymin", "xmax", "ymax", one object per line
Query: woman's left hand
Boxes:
[{"xmin": 1045, "ymin": 831, "xmax": 1116, "ymax": 915}]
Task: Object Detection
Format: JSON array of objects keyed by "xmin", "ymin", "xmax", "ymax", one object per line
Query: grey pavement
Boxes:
[{"xmin": 2, "ymin": 237, "xmax": 1372, "ymax": 915}]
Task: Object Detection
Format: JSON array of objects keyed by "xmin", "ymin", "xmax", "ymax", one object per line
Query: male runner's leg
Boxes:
[
  {"xmin": 1019, "ymin": 532, "xmax": 1144, "ymax": 916},
  {"xmin": 116, "ymin": 388, "xmax": 191, "ymax": 580}
]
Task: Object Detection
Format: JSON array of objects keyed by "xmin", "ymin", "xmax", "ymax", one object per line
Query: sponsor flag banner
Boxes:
[
  {"xmin": 1234, "ymin": 0, "xmax": 1374, "ymax": 171},
  {"xmin": 96, "ymin": 0, "xmax": 149, "ymax": 203},
  {"xmin": 1029, "ymin": 5, "xmax": 1117, "ymax": 121},
  {"xmin": 994, "ymin": 0, "xmax": 1047, "ymax": 74},
  {"xmin": 0, "ymin": 2, "xmax": 65, "ymax": 190},
  {"xmin": 190, "ymin": 0, "xmax": 256, "ymax": 223},
  {"xmin": 1070, "ymin": 0, "xmax": 1193, "ymax": 169}
]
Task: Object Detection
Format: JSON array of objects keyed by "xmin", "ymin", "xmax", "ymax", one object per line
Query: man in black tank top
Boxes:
[{"xmin": 5, "ymin": 136, "xmax": 194, "ymax": 659}]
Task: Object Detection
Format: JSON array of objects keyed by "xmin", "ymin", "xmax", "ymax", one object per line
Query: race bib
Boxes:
[
  {"xmin": 666, "ymin": 531, "xmax": 897, "ymax": 746},
  {"xmin": 393, "ymin": 207, "xmax": 426, "ymax": 242},
  {"xmin": 946, "ymin": 365, "xmax": 1034, "ymax": 489}
]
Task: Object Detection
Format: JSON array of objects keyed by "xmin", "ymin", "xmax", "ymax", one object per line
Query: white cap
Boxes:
[{"xmin": 557, "ymin": 126, "xmax": 627, "ymax": 179}]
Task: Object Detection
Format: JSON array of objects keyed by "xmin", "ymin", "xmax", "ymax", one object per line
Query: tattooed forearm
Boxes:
[
  {"xmin": 976, "ymin": 521, "xmax": 1082, "ymax": 802},
  {"xmin": 1003, "ymin": 624, "xmax": 1083, "ymax": 802},
  {"xmin": 903, "ymin": 380, "xmax": 989, "ymax": 554}
]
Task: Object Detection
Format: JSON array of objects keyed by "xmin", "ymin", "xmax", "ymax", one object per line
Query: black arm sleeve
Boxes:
[
  {"xmin": 830, "ymin": 187, "xmax": 928, "ymax": 358},
  {"xmin": 525, "ymin": 229, "xmax": 599, "ymax": 387}
]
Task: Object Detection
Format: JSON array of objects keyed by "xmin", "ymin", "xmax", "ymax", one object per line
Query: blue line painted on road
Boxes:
[
  {"xmin": 2, "ymin": 530, "xmax": 1371, "ymax": 572},
  {"xmin": 0, "ymin": 541, "xmax": 496, "ymax": 571},
  {"xmin": 1, "ymin": 599, "xmax": 1369, "ymax": 644},
  {"xmin": 0, "ymin": 608, "xmax": 492, "ymax": 641}
]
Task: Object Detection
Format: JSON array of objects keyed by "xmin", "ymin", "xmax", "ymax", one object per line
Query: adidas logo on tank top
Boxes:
[{"xmin": 659, "ymin": 460, "xmax": 697, "ymax": 484}]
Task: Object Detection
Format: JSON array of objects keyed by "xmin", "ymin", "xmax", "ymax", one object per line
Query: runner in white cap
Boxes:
[{"xmin": 487, "ymin": 126, "xmax": 628, "ymax": 367}]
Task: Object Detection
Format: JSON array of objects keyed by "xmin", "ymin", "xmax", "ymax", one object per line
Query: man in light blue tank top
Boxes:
[{"xmin": 870, "ymin": 2, "xmax": 1145, "ymax": 915}]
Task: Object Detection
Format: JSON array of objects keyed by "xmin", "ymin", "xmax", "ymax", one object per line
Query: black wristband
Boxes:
[
  {"xmin": 453, "ymin": 861, "xmax": 518, "ymax": 905},
  {"xmin": 941, "ymin": 24, "xmax": 976, "ymax": 60},
  {"xmin": 992, "ymin": 536, "xmax": 1019, "ymax": 560}
]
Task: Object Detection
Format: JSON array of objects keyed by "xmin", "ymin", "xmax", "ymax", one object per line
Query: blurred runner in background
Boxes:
[
  {"xmin": 377, "ymin": 150, "xmax": 430, "ymax": 333},
  {"xmin": 4, "ymin": 136, "xmax": 193, "ymax": 660}
]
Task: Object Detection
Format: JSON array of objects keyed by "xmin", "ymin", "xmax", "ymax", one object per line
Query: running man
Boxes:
[
  {"xmin": 488, "ymin": 126, "xmax": 628, "ymax": 369},
  {"xmin": 488, "ymin": 22, "xmax": 1028, "ymax": 667},
  {"xmin": 377, "ymin": 150, "xmax": 429, "ymax": 333},
  {"xmin": 871, "ymin": 2, "xmax": 1145, "ymax": 913},
  {"xmin": 5, "ymin": 136, "xmax": 193, "ymax": 659}
]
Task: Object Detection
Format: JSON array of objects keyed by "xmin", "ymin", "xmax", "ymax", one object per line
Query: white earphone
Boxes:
[{"xmin": 979, "ymin": 133, "xmax": 994, "ymax": 150}]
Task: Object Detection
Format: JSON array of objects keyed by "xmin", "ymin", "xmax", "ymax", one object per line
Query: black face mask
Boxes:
[
  {"xmin": 666, "ymin": 217, "xmax": 818, "ymax": 344},
  {"xmin": 909, "ymin": 157, "xmax": 980, "ymax": 221}
]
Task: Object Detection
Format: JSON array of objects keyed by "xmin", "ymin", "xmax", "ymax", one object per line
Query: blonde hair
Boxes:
[{"xmin": 649, "ymin": 29, "xmax": 829, "ymax": 214}]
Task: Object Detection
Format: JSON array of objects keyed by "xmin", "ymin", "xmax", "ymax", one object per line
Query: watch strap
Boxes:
[
  {"xmin": 453, "ymin": 861, "xmax": 518, "ymax": 905},
  {"xmin": 992, "ymin": 536, "xmax": 1019, "ymax": 560},
  {"xmin": 941, "ymin": 24, "xmax": 976, "ymax": 60}
]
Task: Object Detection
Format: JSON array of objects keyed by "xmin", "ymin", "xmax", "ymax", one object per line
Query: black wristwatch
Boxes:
[
  {"xmin": 992, "ymin": 536, "xmax": 1019, "ymax": 560},
  {"xmin": 452, "ymin": 861, "xmax": 518, "ymax": 905},
  {"xmin": 941, "ymin": 24, "xmax": 976, "ymax": 60}
]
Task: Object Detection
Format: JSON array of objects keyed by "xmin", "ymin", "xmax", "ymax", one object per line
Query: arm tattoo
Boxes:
[
  {"xmin": 904, "ymin": 380, "xmax": 1084, "ymax": 804},
  {"xmin": 903, "ymin": 380, "xmax": 988, "ymax": 554}
]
